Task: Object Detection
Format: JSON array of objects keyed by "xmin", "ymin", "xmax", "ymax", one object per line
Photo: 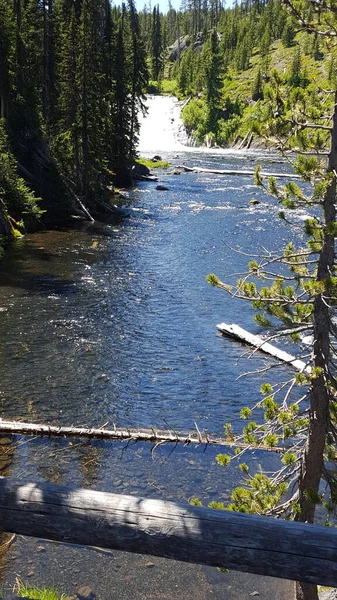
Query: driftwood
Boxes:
[
  {"xmin": 217, "ymin": 323, "xmax": 311, "ymax": 373},
  {"xmin": 246, "ymin": 133, "xmax": 254, "ymax": 149},
  {"xmin": 237, "ymin": 131, "xmax": 250, "ymax": 150},
  {"xmin": 179, "ymin": 165, "xmax": 301, "ymax": 179},
  {"xmin": 0, "ymin": 419, "xmax": 282, "ymax": 451},
  {"xmin": 60, "ymin": 174, "xmax": 94, "ymax": 222},
  {"xmin": 132, "ymin": 173, "xmax": 159, "ymax": 182},
  {"xmin": 0, "ymin": 477, "xmax": 336, "ymax": 586}
]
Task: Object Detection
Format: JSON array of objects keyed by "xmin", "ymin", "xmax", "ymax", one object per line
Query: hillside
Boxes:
[{"xmin": 138, "ymin": 0, "xmax": 334, "ymax": 149}]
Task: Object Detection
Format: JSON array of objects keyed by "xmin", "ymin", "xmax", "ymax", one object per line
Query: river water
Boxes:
[{"xmin": 0, "ymin": 99, "xmax": 301, "ymax": 598}]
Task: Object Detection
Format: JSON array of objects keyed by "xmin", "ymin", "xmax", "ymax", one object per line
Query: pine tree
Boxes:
[
  {"xmin": 127, "ymin": 0, "xmax": 148, "ymax": 160},
  {"xmin": 252, "ymin": 68, "xmax": 263, "ymax": 101},
  {"xmin": 0, "ymin": 0, "xmax": 14, "ymax": 121},
  {"xmin": 289, "ymin": 46, "xmax": 302, "ymax": 87},
  {"xmin": 151, "ymin": 4, "xmax": 163, "ymax": 81},
  {"xmin": 204, "ymin": 28, "xmax": 222, "ymax": 136},
  {"xmin": 207, "ymin": 3, "xmax": 337, "ymax": 599},
  {"xmin": 110, "ymin": 6, "xmax": 134, "ymax": 185},
  {"xmin": 281, "ymin": 17, "xmax": 295, "ymax": 47}
]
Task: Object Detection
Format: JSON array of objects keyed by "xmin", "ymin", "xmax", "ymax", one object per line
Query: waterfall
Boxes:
[{"xmin": 138, "ymin": 95, "xmax": 191, "ymax": 153}]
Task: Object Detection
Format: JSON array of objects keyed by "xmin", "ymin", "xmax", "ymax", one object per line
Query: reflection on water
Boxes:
[{"xmin": 0, "ymin": 150, "xmax": 301, "ymax": 598}]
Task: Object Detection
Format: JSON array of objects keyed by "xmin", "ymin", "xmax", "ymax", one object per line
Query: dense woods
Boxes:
[{"xmin": 0, "ymin": 0, "xmax": 148, "ymax": 244}]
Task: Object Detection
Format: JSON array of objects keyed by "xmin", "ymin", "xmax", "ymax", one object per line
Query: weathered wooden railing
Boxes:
[{"xmin": 0, "ymin": 478, "xmax": 336, "ymax": 587}]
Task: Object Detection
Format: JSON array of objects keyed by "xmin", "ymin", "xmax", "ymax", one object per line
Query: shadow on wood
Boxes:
[{"xmin": 0, "ymin": 478, "xmax": 336, "ymax": 587}]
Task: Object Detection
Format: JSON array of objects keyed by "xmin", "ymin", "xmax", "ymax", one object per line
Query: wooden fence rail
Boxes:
[{"xmin": 0, "ymin": 478, "xmax": 336, "ymax": 587}]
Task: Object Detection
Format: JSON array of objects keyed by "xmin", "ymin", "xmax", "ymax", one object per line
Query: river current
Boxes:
[{"xmin": 0, "ymin": 99, "xmax": 301, "ymax": 598}]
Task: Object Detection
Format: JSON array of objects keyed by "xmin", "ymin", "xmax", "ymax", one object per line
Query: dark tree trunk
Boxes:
[{"xmin": 295, "ymin": 90, "xmax": 337, "ymax": 600}]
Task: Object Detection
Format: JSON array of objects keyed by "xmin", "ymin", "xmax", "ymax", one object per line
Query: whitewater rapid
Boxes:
[{"xmin": 138, "ymin": 95, "xmax": 190, "ymax": 153}]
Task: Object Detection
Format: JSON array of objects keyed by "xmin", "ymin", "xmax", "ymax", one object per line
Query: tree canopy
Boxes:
[{"xmin": 0, "ymin": 0, "xmax": 149, "ymax": 243}]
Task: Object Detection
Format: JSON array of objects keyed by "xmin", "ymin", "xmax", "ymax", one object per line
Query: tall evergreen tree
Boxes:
[
  {"xmin": 127, "ymin": 0, "xmax": 148, "ymax": 159},
  {"xmin": 204, "ymin": 28, "xmax": 222, "ymax": 135},
  {"xmin": 151, "ymin": 4, "xmax": 163, "ymax": 80}
]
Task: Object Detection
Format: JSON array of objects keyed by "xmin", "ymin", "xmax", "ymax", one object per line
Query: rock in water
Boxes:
[
  {"xmin": 132, "ymin": 163, "xmax": 150, "ymax": 180},
  {"xmin": 76, "ymin": 585, "xmax": 96, "ymax": 600}
]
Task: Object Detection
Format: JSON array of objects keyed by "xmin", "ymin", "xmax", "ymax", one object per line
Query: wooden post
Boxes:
[{"xmin": 0, "ymin": 478, "xmax": 337, "ymax": 587}]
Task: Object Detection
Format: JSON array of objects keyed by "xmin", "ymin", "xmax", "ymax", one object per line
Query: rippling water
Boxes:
[{"xmin": 0, "ymin": 148, "xmax": 300, "ymax": 598}]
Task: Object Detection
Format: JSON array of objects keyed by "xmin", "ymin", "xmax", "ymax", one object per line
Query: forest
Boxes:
[
  {"xmin": 0, "ymin": 0, "xmax": 148, "ymax": 245},
  {"xmin": 139, "ymin": 0, "xmax": 335, "ymax": 149},
  {"xmin": 0, "ymin": 0, "xmax": 335, "ymax": 246}
]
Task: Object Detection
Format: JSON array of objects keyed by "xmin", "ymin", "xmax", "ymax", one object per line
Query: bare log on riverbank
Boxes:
[
  {"xmin": 0, "ymin": 419, "xmax": 283, "ymax": 451},
  {"xmin": 217, "ymin": 323, "xmax": 311, "ymax": 373},
  {"xmin": 60, "ymin": 174, "xmax": 95, "ymax": 222},
  {"xmin": 0, "ymin": 478, "xmax": 337, "ymax": 587},
  {"xmin": 179, "ymin": 165, "xmax": 301, "ymax": 179}
]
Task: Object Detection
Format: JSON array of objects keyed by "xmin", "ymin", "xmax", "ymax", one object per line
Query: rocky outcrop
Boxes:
[
  {"xmin": 167, "ymin": 35, "xmax": 190, "ymax": 62},
  {"xmin": 167, "ymin": 32, "xmax": 205, "ymax": 62}
]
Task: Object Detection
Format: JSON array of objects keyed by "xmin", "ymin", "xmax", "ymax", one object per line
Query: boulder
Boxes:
[
  {"xmin": 132, "ymin": 162, "xmax": 150, "ymax": 177},
  {"xmin": 167, "ymin": 35, "xmax": 190, "ymax": 62},
  {"xmin": 167, "ymin": 32, "xmax": 205, "ymax": 62},
  {"xmin": 151, "ymin": 155, "xmax": 162, "ymax": 162},
  {"xmin": 132, "ymin": 162, "xmax": 151, "ymax": 181},
  {"xmin": 156, "ymin": 185, "xmax": 169, "ymax": 191}
]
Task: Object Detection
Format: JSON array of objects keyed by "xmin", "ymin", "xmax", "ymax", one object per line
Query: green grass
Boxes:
[
  {"xmin": 14, "ymin": 579, "xmax": 70, "ymax": 600},
  {"xmin": 137, "ymin": 157, "xmax": 170, "ymax": 169}
]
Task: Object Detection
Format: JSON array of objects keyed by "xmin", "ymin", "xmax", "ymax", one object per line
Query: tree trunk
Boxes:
[{"xmin": 295, "ymin": 89, "xmax": 337, "ymax": 600}]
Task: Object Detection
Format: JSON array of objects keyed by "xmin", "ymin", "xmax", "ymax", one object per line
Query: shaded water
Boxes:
[{"xmin": 0, "ymin": 141, "xmax": 302, "ymax": 595}]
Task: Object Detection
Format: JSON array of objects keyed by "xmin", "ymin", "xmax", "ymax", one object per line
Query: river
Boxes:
[{"xmin": 0, "ymin": 97, "xmax": 301, "ymax": 598}]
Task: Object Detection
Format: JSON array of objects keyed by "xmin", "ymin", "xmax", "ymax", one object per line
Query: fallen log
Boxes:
[
  {"xmin": 237, "ymin": 131, "xmax": 250, "ymax": 150},
  {"xmin": 217, "ymin": 323, "xmax": 311, "ymax": 373},
  {"xmin": 60, "ymin": 174, "xmax": 94, "ymax": 222},
  {"xmin": 132, "ymin": 173, "xmax": 159, "ymax": 182},
  {"xmin": 179, "ymin": 165, "xmax": 301, "ymax": 179},
  {"xmin": 0, "ymin": 477, "xmax": 336, "ymax": 587},
  {"xmin": 0, "ymin": 419, "xmax": 282, "ymax": 451},
  {"xmin": 246, "ymin": 133, "xmax": 254, "ymax": 149}
]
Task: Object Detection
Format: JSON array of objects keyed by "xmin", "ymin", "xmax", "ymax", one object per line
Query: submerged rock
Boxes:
[{"xmin": 76, "ymin": 585, "xmax": 96, "ymax": 600}]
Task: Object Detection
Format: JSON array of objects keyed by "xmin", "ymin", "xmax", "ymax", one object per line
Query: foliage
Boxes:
[
  {"xmin": 151, "ymin": 4, "xmax": 163, "ymax": 81},
  {"xmin": 147, "ymin": 80, "xmax": 161, "ymax": 94},
  {"xmin": 204, "ymin": 2, "xmax": 337, "ymax": 599},
  {"xmin": 160, "ymin": 79, "xmax": 177, "ymax": 95},
  {"xmin": 0, "ymin": 119, "xmax": 42, "ymax": 231},
  {"xmin": 0, "ymin": 0, "xmax": 149, "ymax": 236},
  {"xmin": 147, "ymin": 0, "xmax": 331, "ymax": 149},
  {"xmin": 14, "ymin": 579, "xmax": 70, "ymax": 600}
]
